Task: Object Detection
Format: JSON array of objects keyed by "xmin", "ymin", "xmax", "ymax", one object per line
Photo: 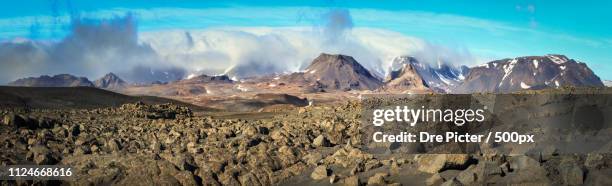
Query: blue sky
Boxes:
[{"xmin": 1, "ymin": 0, "xmax": 611, "ymax": 79}]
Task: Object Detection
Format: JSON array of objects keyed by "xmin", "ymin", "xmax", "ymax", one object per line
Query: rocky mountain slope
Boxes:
[
  {"xmin": 381, "ymin": 58, "xmax": 429, "ymax": 92},
  {"xmin": 386, "ymin": 56, "xmax": 468, "ymax": 93},
  {"xmin": 299, "ymin": 53, "xmax": 383, "ymax": 91},
  {"xmin": 181, "ymin": 74, "xmax": 233, "ymax": 84},
  {"xmin": 94, "ymin": 73, "xmax": 127, "ymax": 90},
  {"xmin": 456, "ymin": 55, "xmax": 603, "ymax": 93},
  {"xmin": 8, "ymin": 74, "xmax": 95, "ymax": 87}
]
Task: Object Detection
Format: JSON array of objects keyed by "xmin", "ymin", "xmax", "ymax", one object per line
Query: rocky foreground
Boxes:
[{"xmin": 1, "ymin": 101, "xmax": 611, "ymax": 185}]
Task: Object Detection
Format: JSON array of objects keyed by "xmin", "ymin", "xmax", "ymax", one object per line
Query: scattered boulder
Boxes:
[
  {"xmin": 313, "ymin": 135, "xmax": 331, "ymax": 147},
  {"xmin": 367, "ymin": 172, "xmax": 389, "ymax": 185},
  {"xmin": 342, "ymin": 176, "xmax": 360, "ymax": 186},
  {"xmin": 29, "ymin": 145, "xmax": 56, "ymax": 165},
  {"xmin": 119, "ymin": 102, "xmax": 192, "ymax": 119},
  {"xmin": 3, "ymin": 114, "xmax": 26, "ymax": 128},
  {"xmin": 426, "ymin": 173, "xmax": 444, "ymax": 185},
  {"xmin": 440, "ymin": 177, "xmax": 462, "ymax": 186},
  {"xmin": 417, "ymin": 154, "xmax": 472, "ymax": 173},
  {"xmin": 311, "ymin": 165, "xmax": 329, "ymax": 180},
  {"xmin": 560, "ymin": 165, "xmax": 584, "ymax": 185}
]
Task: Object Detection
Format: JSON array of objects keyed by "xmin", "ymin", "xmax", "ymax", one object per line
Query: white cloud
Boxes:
[{"xmin": 140, "ymin": 26, "xmax": 477, "ymax": 79}]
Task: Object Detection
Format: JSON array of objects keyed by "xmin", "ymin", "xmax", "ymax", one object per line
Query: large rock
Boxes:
[
  {"xmin": 366, "ymin": 172, "xmax": 389, "ymax": 185},
  {"xmin": 61, "ymin": 154, "xmax": 198, "ymax": 185},
  {"xmin": 417, "ymin": 154, "xmax": 471, "ymax": 173},
  {"xmin": 3, "ymin": 114, "xmax": 26, "ymax": 127},
  {"xmin": 342, "ymin": 176, "xmax": 360, "ymax": 186},
  {"xmin": 455, "ymin": 162, "xmax": 502, "ymax": 185},
  {"xmin": 29, "ymin": 145, "xmax": 56, "ymax": 165},
  {"xmin": 313, "ymin": 135, "xmax": 331, "ymax": 147},
  {"xmin": 310, "ymin": 165, "xmax": 329, "ymax": 180},
  {"xmin": 426, "ymin": 173, "xmax": 444, "ymax": 185}
]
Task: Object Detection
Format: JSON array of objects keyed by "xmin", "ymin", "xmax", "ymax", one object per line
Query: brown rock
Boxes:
[
  {"xmin": 417, "ymin": 154, "xmax": 471, "ymax": 173},
  {"xmin": 342, "ymin": 176, "xmax": 360, "ymax": 186},
  {"xmin": 311, "ymin": 165, "xmax": 329, "ymax": 180}
]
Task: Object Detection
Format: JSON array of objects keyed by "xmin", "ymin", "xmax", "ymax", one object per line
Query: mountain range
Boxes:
[
  {"xmin": 6, "ymin": 53, "xmax": 605, "ymax": 94},
  {"xmin": 9, "ymin": 73, "xmax": 127, "ymax": 90},
  {"xmin": 8, "ymin": 74, "xmax": 95, "ymax": 87}
]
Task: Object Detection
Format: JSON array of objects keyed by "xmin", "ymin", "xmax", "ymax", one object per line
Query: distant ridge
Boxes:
[
  {"xmin": 0, "ymin": 86, "xmax": 207, "ymax": 110},
  {"xmin": 9, "ymin": 74, "xmax": 94, "ymax": 87}
]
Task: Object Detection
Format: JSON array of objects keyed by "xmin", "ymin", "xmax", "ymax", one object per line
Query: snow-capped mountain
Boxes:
[
  {"xmin": 382, "ymin": 58, "xmax": 428, "ymax": 92},
  {"xmin": 455, "ymin": 54, "xmax": 604, "ymax": 93},
  {"xmin": 386, "ymin": 56, "xmax": 468, "ymax": 92}
]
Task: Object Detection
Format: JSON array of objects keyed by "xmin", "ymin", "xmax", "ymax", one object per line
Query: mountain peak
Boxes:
[
  {"xmin": 302, "ymin": 53, "xmax": 382, "ymax": 91},
  {"xmin": 95, "ymin": 72, "xmax": 126, "ymax": 89},
  {"xmin": 457, "ymin": 54, "xmax": 603, "ymax": 93},
  {"xmin": 382, "ymin": 60, "xmax": 428, "ymax": 92},
  {"xmin": 386, "ymin": 55, "xmax": 465, "ymax": 93},
  {"xmin": 306, "ymin": 53, "xmax": 361, "ymax": 71}
]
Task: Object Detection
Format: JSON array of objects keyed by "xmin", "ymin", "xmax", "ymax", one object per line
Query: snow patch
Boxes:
[
  {"xmin": 187, "ymin": 73, "xmax": 197, "ymax": 79},
  {"xmin": 435, "ymin": 71, "xmax": 452, "ymax": 85},
  {"xmin": 532, "ymin": 60, "xmax": 539, "ymax": 68},
  {"xmin": 520, "ymin": 82, "xmax": 531, "ymax": 89},
  {"xmin": 309, "ymin": 70, "xmax": 317, "ymax": 74},
  {"xmin": 499, "ymin": 59, "xmax": 518, "ymax": 87},
  {"xmin": 555, "ymin": 80, "xmax": 560, "ymax": 87},
  {"xmin": 559, "ymin": 65, "xmax": 566, "ymax": 70},
  {"xmin": 548, "ymin": 55, "xmax": 568, "ymax": 64},
  {"xmin": 477, "ymin": 63, "xmax": 489, "ymax": 68},
  {"xmin": 457, "ymin": 73, "xmax": 465, "ymax": 80}
]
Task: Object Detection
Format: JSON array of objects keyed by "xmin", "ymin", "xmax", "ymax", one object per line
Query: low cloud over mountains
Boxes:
[
  {"xmin": 0, "ymin": 8, "xmax": 477, "ymax": 84},
  {"xmin": 0, "ymin": 14, "xmax": 186, "ymax": 84}
]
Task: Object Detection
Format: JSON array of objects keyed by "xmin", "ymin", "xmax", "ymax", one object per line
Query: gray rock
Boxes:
[{"xmin": 560, "ymin": 165, "xmax": 584, "ymax": 185}]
